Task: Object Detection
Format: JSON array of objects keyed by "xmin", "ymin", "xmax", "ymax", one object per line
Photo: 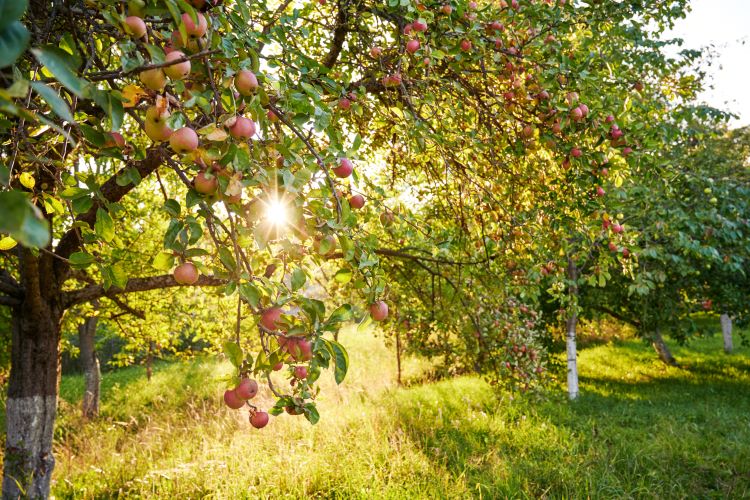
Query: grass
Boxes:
[{"xmin": 9, "ymin": 324, "xmax": 750, "ymax": 498}]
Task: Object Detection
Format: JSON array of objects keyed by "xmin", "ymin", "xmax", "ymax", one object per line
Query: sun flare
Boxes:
[{"xmin": 266, "ymin": 198, "xmax": 288, "ymax": 226}]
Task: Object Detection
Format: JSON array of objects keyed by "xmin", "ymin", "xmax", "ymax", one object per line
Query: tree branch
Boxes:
[
  {"xmin": 54, "ymin": 147, "xmax": 165, "ymax": 276},
  {"xmin": 594, "ymin": 305, "xmax": 641, "ymax": 329},
  {"xmin": 321, "ymin": 0, "xmax": 349, "ymax": 69},
  {"xmin": 0, "ymin": 295, "xmax": 21, "ymax": 307},
  {"xmin": 63, "ymin": 274, "xmax": 226, "ymax": 308}
]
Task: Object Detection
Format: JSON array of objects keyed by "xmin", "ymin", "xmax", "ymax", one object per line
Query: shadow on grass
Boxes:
[{"xmin": 385, "ymin": 348, "xmax": 750, "ymax": 498}]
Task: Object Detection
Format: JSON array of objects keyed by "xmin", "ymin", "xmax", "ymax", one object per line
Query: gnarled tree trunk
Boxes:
[
  {"xmin": 79, "ymin": 316, "xmax": 100, "ymax": 419},
  {"xmin": 651, "ymin": 327, "xmax": 678, "ymax": 366},
  {"xmin": 720, "ymin": 313, "xmax": 733, "ymax": 353},
  {"xmin": 3, "ymin": 296, "xmax": 62, "ymax": 497}
]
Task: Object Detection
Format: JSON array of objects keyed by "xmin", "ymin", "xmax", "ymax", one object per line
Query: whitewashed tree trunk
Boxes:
[
  {"xmin": 566, "ymin": 258, "xmax": 579, "ymax": 400},
  {"xmin": 566, "ymin": 312, "xmax": 579, "ymax": 400},
  {"xmin": 720, "ymin": 313, "xmax": 733, "ymax": 353},
  {"xmin": 79, "ymin": 316, "xmax": 101, "ymax": 419}
]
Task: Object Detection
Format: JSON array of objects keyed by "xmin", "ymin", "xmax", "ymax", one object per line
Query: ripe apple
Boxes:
[
  {"xmin": 349, "ymin": 194, "xmax": 365, "ymax": 209},
  {"xmin": 144, "ymin": 119, "xmax": 172, "ymax": 142},
  {"xmin": 250, "ymin": 411, "xmax": 270, "ymax": 429},
  {"xmin": 286, "ymin": 338, "xmax": 313, "ymax": 362},
  {"xmin": 169, "ymin": 127, "xmax": 199, "ymax": 154},
  {"xmin": 267, "ymin": 109, "xmax": 279, "ymax": 122},
  {"xmin": 260, "ymin": 307, "xmax": 283, "ymax": 331},
  {"xmin": 579, "ymin": 103, "xmax": 589, "ymax": 116},
  {"xmin": 370, "ymin": 300, "xmax": 389, "ymax": 321},
  {"xmin": 596, "ymin": 186, "xmax": 606, "ymax": 197},
  {"xmin": 181, "ymin": 12, "xmax": 208, "ymax": 37},
  {"xmin": 285, "ymin": 405, "xmax": 303, "ymax": 415},
  {"xmin": 460, "ymin": 39, "xmax": 472, "ymax": 52},
  {"xmin": 622, "ymin": 146, "xmax": 633, "ymax": 156},
  {"xmin": 413, "ymin": 20, "xmax": 428, "ymax": 32},
  {"xmin": 163, "ymin": 51, "xmax": 191, "ymax": 80},
  {"xmin": 194, "ymin": 172, "xmax": 218, "ymax": 194},
  {"xmin": 293, "ymin": 366, "xmax": 308, "ymax": 379},
  {"xmin": 570, "ymin": 107, "xmax": 583, "ymax": 121},
  {"xmin": 235, "ymin": 378, "xmax": 258, "ymax": 399},
  {"xmin": 139, "ymin": 68, "xmax": 167, "ymax": 91},
  {"xmin": 228, "ymin": 116, "xmax": 256, "ymax": 139},
  {"xmin": 403, "ymin": 23, "xmax": 413, "ymax": 35},
  {"xmin": 224, "ymin": 389, "xmax": 245, "ymax": 409},
  {"xmin": 489, "ymin": 20, "xmax": 503, "ymax": 31},
  {"xmin": 570, "ymin": 148, "xmax": 582, "ymax": 158},
  {"xmin": 608, "ymin": 242, "xmax": 617, "ymax": 252},
  {"xmin": 406, "ymin": 39, "xmax": 420, "ymax": 54},
  {"xmin": 605, "ymin": 114, "xmax": 615, "ymax": 123},
  {"xmin": 468, "ymin": 1, "xmax": 477, "ymax": 9},
  {"xmin": 273, "ymin": 362, "xmax": 283, "ymax": 371},
  {"xmin": 338, "ymin": 97, "xmax": 351, "ymax": 110},
  {"xmin": 370, "ymin": 46, "xmax": 383, "ymax": 58},
  {"xmin": 440, "ymin": 4, "xmax": 452, "ymax": 14},
  {"xmin": 124, "ymin": 16, "xmax": 147, "ymax": 38},
  {"xmin": 612, "ymin": 223, "xmax": 623, "ymax": 234},
  {"xmin": 235, "ymin": 69, "xmax": 259, "ymax": 95},
  {"xmin": 333, "ymin": 158, "xmax": 354, "ymax": 178},
  {"xmin": 621, "ymin": 248, "xmax": 631, "ymax": 258},
  {"xmin": 174, "ymin": 262, "xmax": 199, "ymax": 285},
  {"xmin": 702, "ymin": 299, "xmax": 712, "ymax": 311}
]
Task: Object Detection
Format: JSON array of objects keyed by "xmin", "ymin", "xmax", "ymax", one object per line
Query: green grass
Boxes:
[{"xmin": 14, "ymin": 325, "xmax": 750, "ymax": 498}]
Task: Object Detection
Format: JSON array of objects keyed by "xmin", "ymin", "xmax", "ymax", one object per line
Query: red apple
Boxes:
[
  {"xmin": 349, "ymin": 194, "xmax": 365, "ymax": 209},
  {"xmin": 163, "ymin": 51, "xmax": 191, "ymax": 80},
  {"xmin": 181, "ymin": 12, "xmax": 207, "ymax": 37},
  {"xmin": 224, "ymin": 389, "xmax": 245, "ymax": 409},
  {"xmin": 169, "ymin": 127, "xmax": 199, "ymax": 154},
  {"xmin": 612, "ymin": 223, "xmax": 623, "ymax": 234},
  {"xmin": 260, "ymin": 307, "xmax": 283, "ymax": 331},
  {"xmin": 104, "ymin": 132, "xmax": 126, "ymax": 148},
  {"xmin": 596, "ymin": 186, "xmax": 606, "ymax": 197},
  {"xmin": 333, "ymin": 158, "xmax": 354, "ymax": 178},
  {"xmin": 440, "ymin": 4, "xmax": 452, "ymax": 14},
  {"xmin": 406, "ymin": 39, "xmax": 420, "ymax": 54},
  {"xmin": 194, "ymin": 172, "xmax": 218, "ymax": 194},
  {"xmin": 229, "ymin": 116, "xmax": 256, "ymax": 139},
  {"xmin": 235, "ymin": 378, "xmax": 258, "ymax": 400},
  {"xmin": 124, "ymin": 16, "xmax": 147, "ymax": 38},
  {"xmin": 293, "ymin": 366, "xmax": 308, "ymax": 379},
  {"xmin": 174, "ymin": 262, "xmax": 199, "ymax": 285},
  {"xmin": 250, "ymin": 411, "xmax": 269, "ymax": 428},
  {"xmin": 413, "ymin": 20, "xmax": 428, "ymax": 32},
  {"xmin": 370, "ymin": 46, "xmax": 383, "ymax": 58},
  {"xmin": 570, "ymin": 148, "xmax": 582, "ymax": 158},
  {"xmin": 370, "ymin": 300, "xmax": 389, "ymax": 321},
  {"xmin": 460, "ymin": 39, "xmax": 472, "ymax": 52},
  {"xmin": 338, "ymin": 97, "xmax": 351, "ymax": 110},
  {"xmin": 235, "ymin": 69, "xmax": 259, "ymax": 95}
]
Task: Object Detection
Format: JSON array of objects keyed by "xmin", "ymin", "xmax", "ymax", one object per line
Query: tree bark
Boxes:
[
  {"xmin": 651, "ymin": 327, "xmax": 678, "ymax": 366},
  {"xmin": 3, "ymin": 306, "xmax": 61, "ymax": 498},
  {"xmin": 79, "ymin": 316, "xmax": 101, "ymax": 419},
  {"xmin": 566, "ymin": 258, "xmax": 579, "ymax": 400},
  {"xmin": 720, "ymin": 313, "xmax": 733, "ymax": 354}
]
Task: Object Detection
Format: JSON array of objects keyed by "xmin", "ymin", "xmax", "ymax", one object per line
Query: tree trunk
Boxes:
[
  {"xmin": 395, "ymin": 329, "xmax": 402, "ymax": 386},
  {"xmin": 146, "ymin": 341, "xmax": 154, "ymax": 382},
  {"xmin": 79, "ymin": 316, "xmax": 100, "ymax": 419},
  {"xmin": 720, "ymin": 313, "xmax": 733, "ymax": 354},
  {"xmin": 651, "ymin": 328, "xmax": 678, "ymax": 366},
  {"xmin": 3, "ymin": 304, "xmax": 61, "ymax": 498},
  {"xmin": 566, "ymin": 258, "xmax": 579, "ymax": 400}
]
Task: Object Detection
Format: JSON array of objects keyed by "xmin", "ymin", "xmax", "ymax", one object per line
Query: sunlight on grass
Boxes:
[{"xmin": 15, "ymin": 323, "xmax": 750, "ymax": 498}]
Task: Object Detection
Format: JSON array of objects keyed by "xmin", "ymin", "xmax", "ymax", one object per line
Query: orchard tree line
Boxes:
[{"xmin": 0, "ymin": 0, "xmax": 748, "ymax": 497}]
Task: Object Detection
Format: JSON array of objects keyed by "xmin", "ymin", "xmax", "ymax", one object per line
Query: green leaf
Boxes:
[
  {"xmin": 304, "ymin": 403, "xmax": 320, "ymax": 425},
  {"xmin": 222, "ymin": 341, "xmax": 243, "ymax": 368},
  {"xmin": 101, "ymin": 262, "xmax": 128, "ymax": 290},
  {"xmin": 94, "ymin": 208, "xmax": 115, "ymax": 243},
  {"xmin": 32, "ymin": 46, "xmax": 90, "ymax": 98},
  {"xmin": 329, "ymin": 340, "xmax": 349, "ymax": 384},
  {"xmin": 291, "ymin": 268, "xmax": 306, "ymax": 291},
  {"xmin": 0, "ymin": 0, "xmax": 28, "ymax": 31},
  {"xmin": 326, "ymin": 304, "xmax": 353, "ymax": 325},
  {"xmin": 152, "ymin": 251, "xmax": 176, "ymax": 271},
  {"xmin": 0, "ymin": 21, "xmax": 29, "ymax": 69},
  {"xmin": 0, "ymin": 190, "xmax": 50, "ymax": 248},
  {"xmin": 69, "ymin": 251, "xmax": 95, "ymax": 269},
  {"xmin": 334, "ymin": 268, "xmax": 352, "ymax": 284},
  {"xmin": 163, "ymin": 199, "xmax": 181, "ymax": 217},
  {"xmin": 218, "ymin": 247, "xmax": 237, "ymax": 273},
  {"xmin": 91, "ymin": 88, "xmax": 124, "ymax": 131},
  {"xmin": 29, "ymin": 81, "xmax": 74, "ymax": 123},
  {"xmin": 239, "ymin": 282, "xmax": 261, "ymax": 308}
]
